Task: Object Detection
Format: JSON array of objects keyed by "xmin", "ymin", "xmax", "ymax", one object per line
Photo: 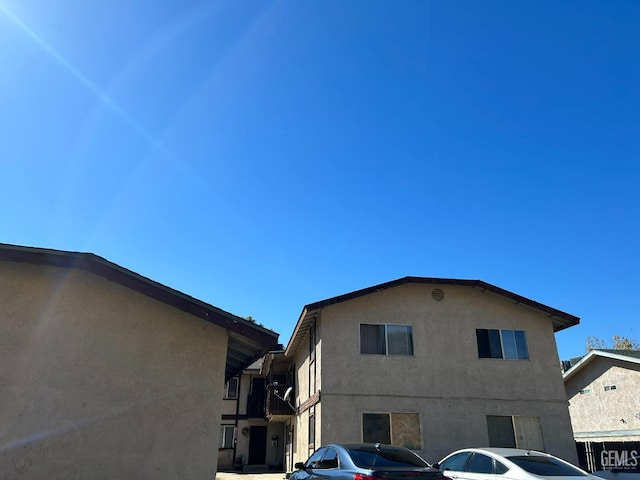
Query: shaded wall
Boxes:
[{"xmin": 0, "ymin": 262, "xmax": 227, "ymax": 479}]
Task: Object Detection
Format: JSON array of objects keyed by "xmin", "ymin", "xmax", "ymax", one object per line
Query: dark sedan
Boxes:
[{"xmin": 289, "ymin": 443, "xmax": 450, "ymax": 480}]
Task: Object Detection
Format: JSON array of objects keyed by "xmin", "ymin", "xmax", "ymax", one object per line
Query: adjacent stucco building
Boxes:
[
  {"xmin": 265, "ymin": 277, "xmax": 580, "ymax": 469},
  {"xmin": 0, "ymin": 243, "xmax": 279, "ymax": 479},
  {"xmin": 218, "ymin": 356, "xmax": 288, "ymax": 472},
  {"xmin": 564, "ymin": 349, "xmax": 640, "ymax": 442}
]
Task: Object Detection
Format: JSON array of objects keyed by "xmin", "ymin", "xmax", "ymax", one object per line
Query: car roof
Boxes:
[
  {"xmin": 327, "ymin": 443, "xmax": 407, "ymax": 449},
  {"xmin": 444, "ymin": 447, "xmax": 550, "ymax": 459}
]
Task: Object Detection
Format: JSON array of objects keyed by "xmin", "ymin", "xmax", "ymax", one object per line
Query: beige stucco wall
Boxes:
[
  {"xmin": 290, "ymin": 283, "xmax": 577, "ymax": 465},
  {"xmin": 565, "ymin": 358, "xmax": 640, "ymax": 441},
  {"xmin": 0, "ymin": 261, "xmax": 227, "ymax": 479}
]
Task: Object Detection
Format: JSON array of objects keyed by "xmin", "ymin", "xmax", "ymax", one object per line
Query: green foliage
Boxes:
[
  {"xmin": 244, "ymin": 315, "xmax": 264, "ymax": 327},
  {"xmin": 586, "ymin": 335, "xmax": 640, "ymax": 351}
]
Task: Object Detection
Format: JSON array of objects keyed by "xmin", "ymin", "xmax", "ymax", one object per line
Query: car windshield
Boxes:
[
  {"xmin": 507, "ymin": 455, "xmax": 587, "ymax": 476},
  {"xmin": 347, "ymin": 447, "xmax": 429, "ymax": 468}
]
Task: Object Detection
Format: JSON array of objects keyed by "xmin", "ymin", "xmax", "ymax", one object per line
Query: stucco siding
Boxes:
[
  {"xmin": 0, "ymin": 262, "xmax": 227, "ymax": 479},
  {"xmin": 566, "ymin": 358, "xmax": 640, "ymax": 440},
  {"xmin": 320, "ymin": 284, "xmax": 566, "ymax": 401},
  {"xmin": 318, "ymin": 393, "xmax": 575, "ymax": 463},
  {"xmin": 291, "ymin": 283, "xmax": 575, "ymax": 464}
]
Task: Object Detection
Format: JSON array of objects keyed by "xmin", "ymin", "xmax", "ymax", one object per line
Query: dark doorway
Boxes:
[{"xmin": 248, "ymin": 426, "xmax": 267, "ymax": 465}]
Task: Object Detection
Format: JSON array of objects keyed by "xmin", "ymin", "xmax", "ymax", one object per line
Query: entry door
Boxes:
[{"xmin": 248, "ymin": 426, "xmax": 267, "ymax": 465}]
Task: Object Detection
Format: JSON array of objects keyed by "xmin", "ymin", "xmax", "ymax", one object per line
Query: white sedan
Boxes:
[{"xmin": 434, "ymin": 448, "xmax": 602, "ymax": 480}]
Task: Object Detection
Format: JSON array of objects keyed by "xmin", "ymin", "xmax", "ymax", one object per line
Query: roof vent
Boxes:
[{"xmin": 431, "ymin": 288, "xmax": 444, "ymax": 301}]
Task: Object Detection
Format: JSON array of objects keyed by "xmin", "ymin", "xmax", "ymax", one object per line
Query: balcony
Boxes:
[{"xmin": 266, "ymin": 384, "xmax": 295, "ymax": 421}]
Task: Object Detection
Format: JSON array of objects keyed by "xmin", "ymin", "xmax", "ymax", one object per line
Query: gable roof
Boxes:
[
  {"xmin": 0, "ymin": 243, "xmax": 279, "ymax": 380},
  {"xmin": 285, "ymin": 276, "xmax": 579, "ymax": 357},
  {"xmin": 563, "ymin": 348, "xmax": 640, "ymax": 381}
]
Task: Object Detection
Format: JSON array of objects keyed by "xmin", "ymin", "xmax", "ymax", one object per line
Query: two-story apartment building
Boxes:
[
  {"xmin": 262, "ymin": 276, "xmax": 580, "ymax": 469},
  {"xmin": 219, "ymin": 353, "xmax": 292, "ymax": 471}
]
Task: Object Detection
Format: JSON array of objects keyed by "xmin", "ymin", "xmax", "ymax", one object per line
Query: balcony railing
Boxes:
[{"xmin": 266, "ymin": 384, "xmax": 295, "ymax": 418}]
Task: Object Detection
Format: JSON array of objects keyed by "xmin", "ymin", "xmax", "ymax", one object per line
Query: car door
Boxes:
[{"xmin": 445, "ymin": 453, "xmax": 512, "ymax": 480}]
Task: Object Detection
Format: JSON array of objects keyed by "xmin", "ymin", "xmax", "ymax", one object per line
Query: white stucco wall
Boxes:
[
  {"xmin": 565, "ymin": 357, "xmax": 640, "ymax": 441},
  {"xmin": 0, "ymin": 261, "xmax": 227, "ymax": 479}
]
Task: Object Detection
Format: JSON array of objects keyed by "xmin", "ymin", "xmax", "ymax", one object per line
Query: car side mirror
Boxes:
[{"xmin": 295, "ymin": 462, "xmax": 306, "ymax": 470}]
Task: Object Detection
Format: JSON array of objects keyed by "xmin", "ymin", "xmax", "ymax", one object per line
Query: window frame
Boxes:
[
  {"xmin": 224, "ymin": 377, "xmax": 239, "ymax": 399},
  {"xmin": 219, "ymin": 425, "xmax": 235, "ymax": 449},
  {"xmin": 476, "ymin": 329, "xmax": 529, "ymax": 360},
  {"xmin": 360, "ymin": 323, "xmax": 414, "ymax": 356}
]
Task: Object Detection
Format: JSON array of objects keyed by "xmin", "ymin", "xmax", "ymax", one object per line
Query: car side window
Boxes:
[
  {"xmin": 318, "ymin": 448, "xmax": 339, "ymax": 469},
  {"xmin": 467, "ymin": 454, "xmax": 494, "ymax": 474},
  {"xmin": 495, "ymin": 460, "xmax": 509, "ymax": 474},
  {"xmin": 441, "ymin": 452, "xmax": 472, "ymax": 472},
  {"xmin": 306, "ymin": 448, "xmax": 326, "ymax": 469}
]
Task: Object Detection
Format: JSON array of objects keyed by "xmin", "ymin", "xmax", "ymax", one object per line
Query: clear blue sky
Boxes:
[{"xmin": 1, "ymin": 0, "xmax": 638, "ymax": 361}]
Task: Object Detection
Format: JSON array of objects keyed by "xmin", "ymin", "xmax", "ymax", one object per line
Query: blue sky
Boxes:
[{"xmin": 1, "ymin": 0, "xmax": 638, "ymax": 361}]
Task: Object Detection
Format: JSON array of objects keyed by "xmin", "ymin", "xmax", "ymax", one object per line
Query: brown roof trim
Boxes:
[
  {"xmin": 0, "ymin": 243, "xmax": 279, "ymax": 379},
  {"xmin": 285, "ymin": 276, "xmax": 579, "ymax": 356}
]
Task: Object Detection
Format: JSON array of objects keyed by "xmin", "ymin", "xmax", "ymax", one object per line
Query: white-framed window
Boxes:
[
  {"xmin": 579, "ymin": 388, "xmax": 591, "ymax": 395},
  {"xmin": 362, "ymin": 412, "xmax": 422, "ymax": 449},
  {"xmin": 486, "ymin": 415, "xmax": 544, "ymax": 450},
  {"xmin": 220, "ymin": 425, "xmax": 236, "ymax": 448},
  {"xmin": 604, "ymin": 385, "xmax": 617, "ymax": 391},
  {"xmin": 360, "ymin": 324, "xmax": 413, "ymax": 355},
  {"xmin": 476, "ymin": 329, "xmax": 529, "ymax": 359},
  {"xmin": 225, "ymin": 377, "xmax": 239, "ymax": 399}
]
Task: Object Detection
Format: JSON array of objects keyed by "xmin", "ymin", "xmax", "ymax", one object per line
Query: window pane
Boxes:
[
  {"xmin": 441, "ymin": 452, "xmax": 472, "ymax": 472},
  {"xmin": 306, "ymin": 448, "xmax": 325, "ymax": 469},
  {"xmin": 309, "ymin": 408, "xmax": 315, "ymax": 447},
  {"xmin": 507, "ymin": 456, "xmax": 586, "ymax": 476},
  {"xmin": 387, "ymin": 325, "xmax": 413, "ymax": 355},
  {"xmin": 502, "ymin": 330, "xmax": 518, "ymax": 359},
  {"xmin": 319, "ymin": 448, "xmax": 339, "ymax": 469},
  {"xmin": 220, "ymin": 426, "xmax": 235, "ymax": 448},
  {"xmin": 487, "ymin": 415, "xmax": 516, "ymax": 448},
  {"xmin": 391, "ymin": 413, "xmax": 421, "ymax": 449},
  {"xmin": 468, "ymin": 454, "xmax": 494, "ymax": 474},
  {"xmin": 488, "ymin": 329, "xmax": 503, "ymax": 358},
  {"xmin": 363, "ymin": 413, "xmax": 391, "ymax": 443},
  {"xmin": 477, "ymin": 329, "xmax": 491, "ymax": 358},
  {"xmin": 348, "ymin": 445, "xmax": 429, "ymax": 468},
  {"xmin": 361, "ymin": 324, "xmax": 386, "ymax": 354},
  {"xmin": 514, "ymin": 330, "xmax": 529, "ymax": 359},
  {"xmin": 477, "ymin": 329, "xmax": 503, "ymax": 358},
  {"xmin": 495, "ymin": 461, "xmax": 509, "ymax": 474},
  {"xmin": 226, "ymin": 378, "xmax": 239, "ymax": 399}
]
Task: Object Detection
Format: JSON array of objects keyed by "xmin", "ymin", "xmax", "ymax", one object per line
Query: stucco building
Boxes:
[
  {"xmin": 0, "ymin": 243, "xmax": 279, "ymax": 479},
  {"xmin": 564, "ymin": 349, "xmax": 640, "ymax": 442},
  {"xmin": 259, "ymin": 277, "xmax": 580, "ymax": 469},
  {"xmin": 218, "ymin": 355, "xmax": 289, "ymax": 472}
]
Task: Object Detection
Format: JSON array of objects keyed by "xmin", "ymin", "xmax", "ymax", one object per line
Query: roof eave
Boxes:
[{"xmin": 0, "ymin": 243, "xmax": 279, "ymax": 381}]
